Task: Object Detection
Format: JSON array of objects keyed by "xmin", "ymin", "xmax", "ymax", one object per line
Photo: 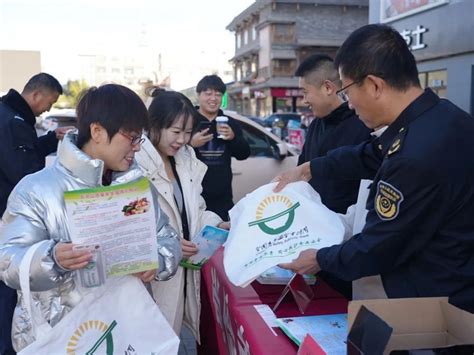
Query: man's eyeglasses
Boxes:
[
  {"xmin": 119, "ymin": 131, "xmax": 145, "ymax": 146},
  {"xmin": 336, "ymin": 74, "xmax": 384, "ymax": 102},
  {"xmin": 336, "ymin": 78, "xmax": 365, "ymax": 102}
]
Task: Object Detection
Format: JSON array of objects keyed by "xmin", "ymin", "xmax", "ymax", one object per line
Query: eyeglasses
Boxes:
[
  {"xmin": 336, "ymin": 73, "xmax": 385, "ymax": 102},
  {"xmin": 119, "ymin": 131, "xmax": 145, "ymax": 146},
  {"xmin": 336, "ymin": 78, "xmax": 366, "ymax": 102}
]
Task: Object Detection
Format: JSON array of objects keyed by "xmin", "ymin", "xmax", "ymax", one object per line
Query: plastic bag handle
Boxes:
[{"xmin": 19, "ymin": 241, "xmax": 53, "ymax": 337}]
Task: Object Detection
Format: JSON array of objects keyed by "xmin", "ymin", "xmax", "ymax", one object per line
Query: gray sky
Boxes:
[{"xmin": 0, "ymin": 0, "xmax": 254, "ymax": 89}]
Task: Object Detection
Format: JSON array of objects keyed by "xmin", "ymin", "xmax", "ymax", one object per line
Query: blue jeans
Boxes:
[{"xmin": 0, "ymin": 281, "xmax": 16, "ymax": 355}]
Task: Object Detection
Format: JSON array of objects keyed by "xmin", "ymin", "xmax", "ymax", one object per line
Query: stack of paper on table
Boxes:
[
  {"xmin": 276, "ymin": 313, "xmax": 347, "ymax": 354},
  {"xmin": 257, "ymin": 266, "xmax": 316, "ymax": 285}
]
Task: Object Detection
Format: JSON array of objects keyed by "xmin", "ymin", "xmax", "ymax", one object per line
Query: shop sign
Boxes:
[
  {"xmin": 400, "ymin": 25, "xmax": 428, "ymax": 51},
  {"xmin": 381, "ymin": 0, "xmax": 448, "ymax": 23},
  {"xmin": 288, "ymin": 128, "xmax": 305, "ymax": 151},
  {"xmin": 271, "ymin": 88, "xmax": 304, "ymax": 98}
]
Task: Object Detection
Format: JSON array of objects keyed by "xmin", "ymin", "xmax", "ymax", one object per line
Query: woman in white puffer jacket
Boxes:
[{"xmin": 136, "ymin": 90, "xmax": 228, "ymax": 344}]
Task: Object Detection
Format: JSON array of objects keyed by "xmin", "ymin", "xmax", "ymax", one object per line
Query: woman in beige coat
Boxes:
[{"xmin": 136, "ymin": 91, "xmax": 228, "ymax": 343}]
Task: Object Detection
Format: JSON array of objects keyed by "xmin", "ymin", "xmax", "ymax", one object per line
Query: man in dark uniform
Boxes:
[
  {"xmin": 190, "ymin": 75, "xmax": 250, "ymax": 220},
  {"xmin": 275, "ymin": 24, "xmax": 474, "ymax": 313}
]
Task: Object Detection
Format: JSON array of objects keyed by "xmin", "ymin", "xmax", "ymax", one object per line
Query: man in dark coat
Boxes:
[
  {"xmin": 295, "ymin": 54, "xmax": 371, "ymax": 299},
  {"xmin": 296, "ymin": 54, "xmax": 371, "ymax": 213},
  {"xmin": 0, "ymin": 73, "xmax": 70, "ymax": 355}
]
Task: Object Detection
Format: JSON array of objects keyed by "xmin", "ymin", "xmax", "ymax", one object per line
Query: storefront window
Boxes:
[
  {"xmin": 272, "ymin": 24, "xmax": 295, "ymax": 44},
  {"xmin": 275, "ymin": 98, "xmax": 293, "ymax": 112},
  {"xmin": 419, "ymin": 69, "xmax": 447, "ymax": 98}
]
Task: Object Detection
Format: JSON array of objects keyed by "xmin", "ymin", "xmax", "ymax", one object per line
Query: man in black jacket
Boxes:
[
  {"xmin": 295, "ymin": 54, "xmax": 371, "ymax": 299},
  {"xmin": 0, "ymin": 72, "xmax": 70, "ymax": 355},
  {"xmin": 296, "ymin": 54, "xmax": 371, "ymax": 214},
  {"xmin": 190, "ymin": 75, "xmax": 250, "ymax": 221}
]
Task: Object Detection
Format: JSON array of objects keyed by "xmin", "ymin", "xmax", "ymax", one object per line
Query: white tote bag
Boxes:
[
  {"xmin": 18, "ymin": 241, "xmax": 179, "ymax": 355},
  {"xmin": 224, "ymin": 181, "xmax": 344, "ymax": 287}
]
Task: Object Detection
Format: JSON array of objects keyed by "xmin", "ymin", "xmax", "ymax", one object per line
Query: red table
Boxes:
[{"xmin": 198, "ymin": 248, "xmax": 348, "ymax": 355}]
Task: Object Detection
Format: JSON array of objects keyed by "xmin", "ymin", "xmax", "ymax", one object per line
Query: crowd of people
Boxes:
[{"xmin": 0, "ymin": 23, "xmax": 473, "ymax": 354}]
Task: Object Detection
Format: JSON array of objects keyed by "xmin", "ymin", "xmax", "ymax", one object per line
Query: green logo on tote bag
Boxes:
[
  {"xmin": 248, "ymin": 195, "xmax": 300, "ymax": 235},
  {"xmin": 66, "ymin": 320, "xmax": 117, "ymax": 355}
]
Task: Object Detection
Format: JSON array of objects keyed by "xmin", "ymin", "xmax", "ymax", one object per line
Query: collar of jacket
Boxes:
[
  {"xmin": 321, "ymin": 102, "xmax": 354, "ymax": 126},
  {"xmin": 195, "ymin": 106, "xmax": 225, "ymax": 121},
  {"xmin": 377, "ymin": 88, "xmax": 439, "ymax": 157},
  {"xmin": 57, "ymin": 131, "xmax": 143, "ymax": 187},
  {"xmin": 135, "ymin": 136, "xmax": 205, "ymax": 182},
  {"xmin": 1, "ymin": 89, "xmax": 36, "ymax": 126}
]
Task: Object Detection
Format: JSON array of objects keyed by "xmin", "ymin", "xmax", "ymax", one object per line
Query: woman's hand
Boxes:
[
  {"xmin": 133, "ymin": 269, "xmax": 157, "ymax": 283},
  {"xmin": 181, "ymin": 239, "xmax": 198, "ymax": 258},
  {"xmin": 54, "ymin": 243, "xmax": 93, "ymax": 270},
  {"xmin": 218, "ymin": 221, "xmax": 230, "ymax": 230}
]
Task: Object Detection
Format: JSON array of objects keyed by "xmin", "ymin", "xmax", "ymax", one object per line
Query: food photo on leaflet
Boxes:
[{"xmin": 122, "ymin": 197, "xmax": 150, "ymax": 216}]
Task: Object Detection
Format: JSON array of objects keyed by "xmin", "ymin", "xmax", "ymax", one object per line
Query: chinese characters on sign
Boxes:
[{"xmin": 400, "ymin": 25, "xmax": 428, "ymax": 51}]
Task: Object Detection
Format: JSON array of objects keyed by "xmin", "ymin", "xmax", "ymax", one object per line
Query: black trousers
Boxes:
[
  {"xmin": 205, "ymin": 198, "xmax": 233, "ymax": 222},
  {"xmin": 0, "ymin": 281, "xmax": 16, "ymax": 355},
  {"xmin": 317, "ymin": 270, "xmax": 352, "ymax": 300}
]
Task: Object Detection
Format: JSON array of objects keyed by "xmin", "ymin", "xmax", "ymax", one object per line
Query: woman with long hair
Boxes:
[{"xmin": 136, "ymin": 90, "xmax": 228, "ymax": 345}]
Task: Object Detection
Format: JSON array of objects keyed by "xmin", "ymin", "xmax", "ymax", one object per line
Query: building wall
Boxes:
[
  {"xmin": 369, "ymin": 0, "xmax": 474, "ymax": 114},
  {"xmin": 0, "ymin": 50, "xmax": 41, "ymax": 93},
  {"xmin": 418, "ymin": 53, "xmax": 473, "ymax": 114},
  {"xmin": 259, "ymin": 26, "xmax": 271, "ymax": 69},
  {"xmin": 228, "ymin": 1, "xmax": 369, "ymax": 116},
  {"xmin": 296, "ymin": 4, "xmax": 368, "ymax": 44}
]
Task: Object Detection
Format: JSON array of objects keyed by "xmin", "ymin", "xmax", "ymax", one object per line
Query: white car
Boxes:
[
  {"xmin": 41, "ymin": 110, "xmax": 300, "ymax": 203},
  {"xmin": 224, "ymin": 110, "xmax": 299, "ymax": 203}
]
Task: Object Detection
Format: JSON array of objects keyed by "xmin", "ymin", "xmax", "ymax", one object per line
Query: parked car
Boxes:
[
  {"xmin": 42, "ymin": 110, "xmax": 299, "ymax": 203},
  {"xmin": 247, "ymin": 115, "xmax": 266, "ymax": 127},
  {"xmin": 38, "ymin": 109, "xmax": 77, "ymax": 133},
  {"xmin": 261, "ymin": 112, "xmax": 304, "ymax": 141},
  {"xmin": 262, "ymin": 112, "xmax": 303, "ymax": 128}
]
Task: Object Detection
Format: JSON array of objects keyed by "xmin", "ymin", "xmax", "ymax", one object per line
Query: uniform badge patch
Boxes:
[{"xmin": 375, "ymin": 181, "xmax": 404, "ymax": 221}]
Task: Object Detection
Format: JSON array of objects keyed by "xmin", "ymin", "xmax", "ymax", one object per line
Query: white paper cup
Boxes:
[{"xmin": 216, "ymin": 116, "xmax": 229, "ymax": 139}]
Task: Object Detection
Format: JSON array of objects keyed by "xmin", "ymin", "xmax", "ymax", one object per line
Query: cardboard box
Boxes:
[{"xmin": 347, "ymin": 297, "xmax": 474, "ymax": 354}]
